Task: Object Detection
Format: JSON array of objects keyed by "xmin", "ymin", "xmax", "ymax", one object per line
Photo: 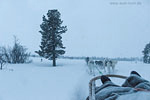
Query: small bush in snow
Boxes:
[
  {"xmin": 1, "ymin": 36, "xmax": 31, "ymax": 64},
  {"xmin": 0, "ymin": 47, "xmax": 6, "ymax": 70}
]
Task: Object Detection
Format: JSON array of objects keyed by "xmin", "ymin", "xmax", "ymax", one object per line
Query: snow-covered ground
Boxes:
[{"xmin": 0, "ymin": 57, "xmax": 150, "ymax": 100}]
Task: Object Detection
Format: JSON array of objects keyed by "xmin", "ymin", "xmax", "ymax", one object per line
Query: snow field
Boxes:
[
  {"xmin": 0, "ymin": 58, "xmax": 90, "ymax": 100},
  {"xmin": 0, "ymin": 57, "xmax": 150, "ymax": 100}
]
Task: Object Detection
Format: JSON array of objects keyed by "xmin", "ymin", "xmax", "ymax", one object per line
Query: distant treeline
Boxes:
[
  {"xmin": 30, "ymin": 55, "xmax": 142, "ymax": 62},
  {"xmin": 60, "ymin": 56, "xmax": 142, "ymax": 62}
]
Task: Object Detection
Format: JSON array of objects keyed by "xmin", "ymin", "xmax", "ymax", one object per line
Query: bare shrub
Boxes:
[
  {"xmin": 0, "ymin": 47, "xmax": 6, "ymax": 70},
  {"xmin": 0, "ymin": 36, "xmax": 31, "ymax": 64}
]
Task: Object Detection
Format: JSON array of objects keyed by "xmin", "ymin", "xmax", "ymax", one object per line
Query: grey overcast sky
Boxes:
[{"xmin": 0, "ymin": 0, "xmax": 150, "ymax": 57}]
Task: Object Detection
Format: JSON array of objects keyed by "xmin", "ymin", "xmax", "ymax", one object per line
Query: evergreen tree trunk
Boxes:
[
  {"xmin": 53, "ymin": 54, "xmax": 56, "ymax": 66},
  {"xmin": 52, "ymin": 41, "xmax": 56, "ymax": 66},
  {"xmin": 0, "ymin": 63, "xmax": 2, "ymax": 70},
  {"xmin": 52, "ymin": 28, "xmax": 56, "ymax": 67}
]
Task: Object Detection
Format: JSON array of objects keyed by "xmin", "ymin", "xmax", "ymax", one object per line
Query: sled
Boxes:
[{"xmin": 88, "ymin": 74, "xmax": 127, "ymax": 100}]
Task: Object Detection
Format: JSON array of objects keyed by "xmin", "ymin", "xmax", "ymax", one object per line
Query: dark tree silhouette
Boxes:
[
  {"xmin": 142, "ymin": 42, "xmax": 150, "ymax": 63},
  {"xmin": 36, "ymin": 9, "xmax": 67, "ymax": 66}
]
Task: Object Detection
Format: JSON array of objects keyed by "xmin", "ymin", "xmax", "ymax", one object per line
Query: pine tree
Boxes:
[
  {"xmin": 142, "ymin": 42, "xmax": 150, "ymax": 63},
  {"xmin": 36, "ymin": 9, "xmax": 67, "ymax": 66}
]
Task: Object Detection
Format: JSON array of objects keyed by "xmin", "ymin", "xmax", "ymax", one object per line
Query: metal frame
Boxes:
[{"xmin": 89, "ymin": 74, "xmax": 127, "ymax": 100}]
